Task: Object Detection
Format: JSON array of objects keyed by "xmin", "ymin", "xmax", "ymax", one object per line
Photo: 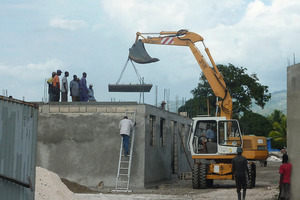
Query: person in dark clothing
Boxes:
[{"xmin": 232, "ymin": 147, "xmax": 249, "ymax": 200}]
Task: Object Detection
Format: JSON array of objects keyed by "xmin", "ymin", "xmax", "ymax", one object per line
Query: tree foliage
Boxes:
[
  {"xmin": 267, "ymin": 109, "xmax": 287, "ymax": 150},
  {"xmin": 239, "ymin": 111, "xmax": 272, "ymax": 136},
  {"xmin": 179, "ymin": 63, "xmax": 271, "ymax": 118}
]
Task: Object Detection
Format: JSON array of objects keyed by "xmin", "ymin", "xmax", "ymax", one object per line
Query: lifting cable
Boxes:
[{"xmin": 116, "ymin": 57, "xmax": 143, "ymax": 84}]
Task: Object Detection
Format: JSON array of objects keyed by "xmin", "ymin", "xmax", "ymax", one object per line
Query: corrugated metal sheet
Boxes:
[{"xmin": 0, "ymin": 96, "xmax": 38, "ymax": 200}]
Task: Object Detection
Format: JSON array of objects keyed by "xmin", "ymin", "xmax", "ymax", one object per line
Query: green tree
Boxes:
[
  {"xmin": 268, "ymin": 110, "xmax": 287, "ymax": 149},
  {"xmin": 179, "ymin": 63, "xmax": 271, "ymax": 118},
  {"xmin": 239, "ymin": 111, "xmax": 272, "ymax": 136}
]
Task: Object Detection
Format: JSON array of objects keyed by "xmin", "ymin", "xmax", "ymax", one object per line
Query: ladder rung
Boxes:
[
  {"xmin": 120, "ymin": 168, "xmax": 129, "ymax": 169},
  {"xmin": 119, "ymin": 174, "xmax": 128, "ymax": 176},
  {"xmin": 121, "ymin": 161, "xmax": 129, "ymax": 163}
]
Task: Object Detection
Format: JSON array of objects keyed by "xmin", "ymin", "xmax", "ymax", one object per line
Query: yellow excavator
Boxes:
[{"xmin": 129, "ymin": 29, "xmax": 268, "ymax": 189}]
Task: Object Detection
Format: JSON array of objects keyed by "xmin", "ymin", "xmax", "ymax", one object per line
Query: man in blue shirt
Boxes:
[
  {"xmin": 79, "ymin": 72, "xmax": 89, "ymax": 102},
  {"xmin": 206, "ymin": 125, "xmax": 215, "ymax": 142}
]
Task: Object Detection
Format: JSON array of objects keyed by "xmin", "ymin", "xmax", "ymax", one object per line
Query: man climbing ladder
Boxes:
[
  {"xmin": 119, "ymin": 116, "xmax": 136, "ymax": 156},
  {"xmin": 115, "ymin": 111, "xmax": 136, "ymax": 192}
]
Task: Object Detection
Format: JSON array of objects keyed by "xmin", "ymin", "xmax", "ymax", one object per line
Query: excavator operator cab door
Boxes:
[
  {"xmin": 217, "ymin": 120, "xmax": 242, "ymax": 154},
  {"xmin": 189, "ymin": 117, "xmax": 242, "ymax": 156}
]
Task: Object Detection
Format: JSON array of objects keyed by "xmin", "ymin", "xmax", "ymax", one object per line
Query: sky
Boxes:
[{"xmin": 0, "ymin": 0, "xmax": 299, "ymax": 105}]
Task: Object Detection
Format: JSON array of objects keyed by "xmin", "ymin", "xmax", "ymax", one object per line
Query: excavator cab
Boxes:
[
  {"xmin": 129, "ymin": 40, "xmax": 159, "ymax": 64},
  {"xmin": 189, "ymin": 117, "xmax": 242, "ymax": 156}
]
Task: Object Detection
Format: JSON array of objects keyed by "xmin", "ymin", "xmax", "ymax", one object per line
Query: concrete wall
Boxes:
[
  {"xmin": 144, "ymin": 106, "xmax": 192, "ymax": 186},
  {"xmin": 287, "ymin": 63, "xmax": 300, "ymax": 200},
  {"xmin": 37, "ymin": 102, "xmax": 192, "ymax": 188}
]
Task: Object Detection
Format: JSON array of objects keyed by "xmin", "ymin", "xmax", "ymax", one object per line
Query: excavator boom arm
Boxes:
[{"xmin": 134, "ymin": 30, "xmax": 232, "ymax": 119}]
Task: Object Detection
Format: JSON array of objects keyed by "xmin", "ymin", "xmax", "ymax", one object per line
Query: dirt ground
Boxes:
[{"xmin": 63, "ymin": 160, "xmax": 281, "ymax": 200}]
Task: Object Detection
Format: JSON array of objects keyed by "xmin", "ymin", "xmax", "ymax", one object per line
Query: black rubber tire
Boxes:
[
  {"xmin": 207, "ymin": 179, "xmax": 213, "ymax": 188},
  {"xmin": 192, "ymin": 164, "xmax": 200, "ymax": 189},
  {"xmin": 199, "ymin": 164, "xmax": 207, "ymax": 189},
  {"xmin": 251, "ymin": 164, "xmax": 256, "ymax": 188},
  {"xmin": 246, "ymin": 164, "xmax": 252, "ymax": 189}
]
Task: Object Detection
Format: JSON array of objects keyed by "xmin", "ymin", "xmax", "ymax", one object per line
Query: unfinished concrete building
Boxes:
[
  {"xmin": 287, "ymin": 63, "xmax": 300, "ymax": 200},
  {"xmin": 37, "ymin": 102, "xmax": 192, "ymax": 189}
]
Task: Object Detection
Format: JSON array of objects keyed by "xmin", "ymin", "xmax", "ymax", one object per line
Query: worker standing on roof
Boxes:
[
  {"xmin": 47, "ymin": 71, "xmax": 56, "ymax": 102},
  {"xmin": 53, "ymin": 70, "xmax": 62, "ymax": 102},
  {"xmin": 232, "ymin": 147, "xmax": 249, "ymax": 200},
  {"xmin": 79, "ymin": 72, "xmax": 89, "ymax": 102},
  {"xmin": 61, "ymin": 71, "xmax": 69, "ymax": 102},
  {"xmin": 88, "ymin": 83, "xmax": 96, "ymax": 102},
  {"xmin": 119, "ymin": 116, "xmax": 135, "ymax": 157}
]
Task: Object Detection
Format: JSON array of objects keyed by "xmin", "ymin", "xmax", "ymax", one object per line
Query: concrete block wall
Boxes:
[
  {"xmin": 287, "ymin": 63, "xmax": 300, "ymax": 200},
  {"xmin": 144, "ymin": 105, "xmax": 192, "ymax": 185},
  {"xmin": 37, "ymin": 102, "xmax": 192, "ymax": 188}
]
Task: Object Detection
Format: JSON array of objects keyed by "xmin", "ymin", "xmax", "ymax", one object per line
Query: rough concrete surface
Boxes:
[{"xmin": 287, "ymin": 63, "xmax": 300, "ymax": 200}]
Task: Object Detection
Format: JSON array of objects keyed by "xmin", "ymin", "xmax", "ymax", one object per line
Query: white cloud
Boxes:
[
  {"xmin": 1, "ymin": 0, "xmax": 299, "ymax": 102},
  {"xmin": 49, "ymin": 18, "xmax": 88, "ymax": 31},
  {"xmin": 0, "ymin": 59, "xmax": 66, "ymax": 101},
  {"xmin": 0, "ymin": 59, "xmax": 64, "ymax": 81},
  {"xmin": 97, "ymin": 0, "xmax": 299, "ymax": 95},
  {"xmin": 202, "ymin": 0, "xmax": 300, "ymax": 74}
]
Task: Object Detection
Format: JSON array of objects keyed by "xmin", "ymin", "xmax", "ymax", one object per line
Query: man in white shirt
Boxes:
[
  {"xmin": 119, "ymin": 116, "xmax": 135, "ymax": 156},
  {"xmin": 61, "ymin": 71, "xmax": 69, "ymax": 102}
]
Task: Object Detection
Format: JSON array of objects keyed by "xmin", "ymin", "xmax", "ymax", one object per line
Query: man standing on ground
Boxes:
[
  {"xmin": 232, "ymin": 147, "xmax": 248, "ymax": 200},
  {"xmin": 61, "ymin": 71, "xmax": 69, "ymax": 102},
  {"xmin": 119, "ymin": 116, "xmax": 135, "ymax": 156},
  {"xmin": 70, "ymin": 75, "xmax": 79, "ymax": 102},
  {"xmin": 279, "ymin": 154, "xmax": 292, "ymax": 200},
  {"xmin": 79, "ymin": 72, "xmax": 89, "ymax": 102},
  {"xmin": 53, "ymin": 70, "xmax": 62, "ymax": 102}
]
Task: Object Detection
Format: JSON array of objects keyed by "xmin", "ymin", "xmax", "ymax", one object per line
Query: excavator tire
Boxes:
[
  {"xmin": 207, "ymin": 179, "xmax": 213, "ymax": 188},
  {"xmin": 246, "ymin": 164, "xmax": 253, "ymax": 189},
  {"xmin": 192, "ymin": 164, "xmax": 200, "ymax": 189},
  {"xmin": 251, "ymin": 163, "xmax": 256, "ymax": 188},
  {"xmin": 199, "ymin": 164, "xmax": 207, "ymax": 189}
]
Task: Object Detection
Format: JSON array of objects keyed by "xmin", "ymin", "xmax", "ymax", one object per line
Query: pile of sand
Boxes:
[{"xmin": 35, "ymin": 167, "xmax": 82, "ymax": 200}]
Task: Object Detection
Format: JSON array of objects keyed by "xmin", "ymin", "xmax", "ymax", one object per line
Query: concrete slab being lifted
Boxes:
[{"xmin": 108, "ymin": 84, "xmax": 153, "ymax": 92}]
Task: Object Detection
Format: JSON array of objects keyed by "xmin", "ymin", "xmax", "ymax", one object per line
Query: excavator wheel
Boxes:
[
  {"xmin": 199, "ymin": 164, "xmax": 208, "ymax": 189},
  {"xmin": 246, "ymin": 164, "xmax": 253, "ymax": 189},
  {"xmin": 192, "ymin": 164, "xmax": 200, "ymax": 189},
  {"xmin": 207, "ymin": 179, "xmax": 214, "ymax": 188},
  {"xmin": 251, "ymin": 163, "xmax": 256, "ymax": 188}
]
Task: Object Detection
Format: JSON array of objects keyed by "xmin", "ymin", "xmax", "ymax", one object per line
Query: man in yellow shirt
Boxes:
[
  {"xmin": 47, "ymin": 72, "xmax": 56, "ymax": 102},
  {"xmin": 52, "ymin": 70, "xmax": 62, "ymax": 102}
]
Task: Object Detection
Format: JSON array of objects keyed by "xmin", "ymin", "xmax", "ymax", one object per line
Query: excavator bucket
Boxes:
[{"xmin": 129, "ymin": 40, "xmax": 159, "ymax": 64}]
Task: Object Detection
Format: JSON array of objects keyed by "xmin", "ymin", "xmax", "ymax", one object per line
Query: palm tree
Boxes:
[{"xmin": 268, "ymin": 110, "xmax": 286, "ymax": 149}]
